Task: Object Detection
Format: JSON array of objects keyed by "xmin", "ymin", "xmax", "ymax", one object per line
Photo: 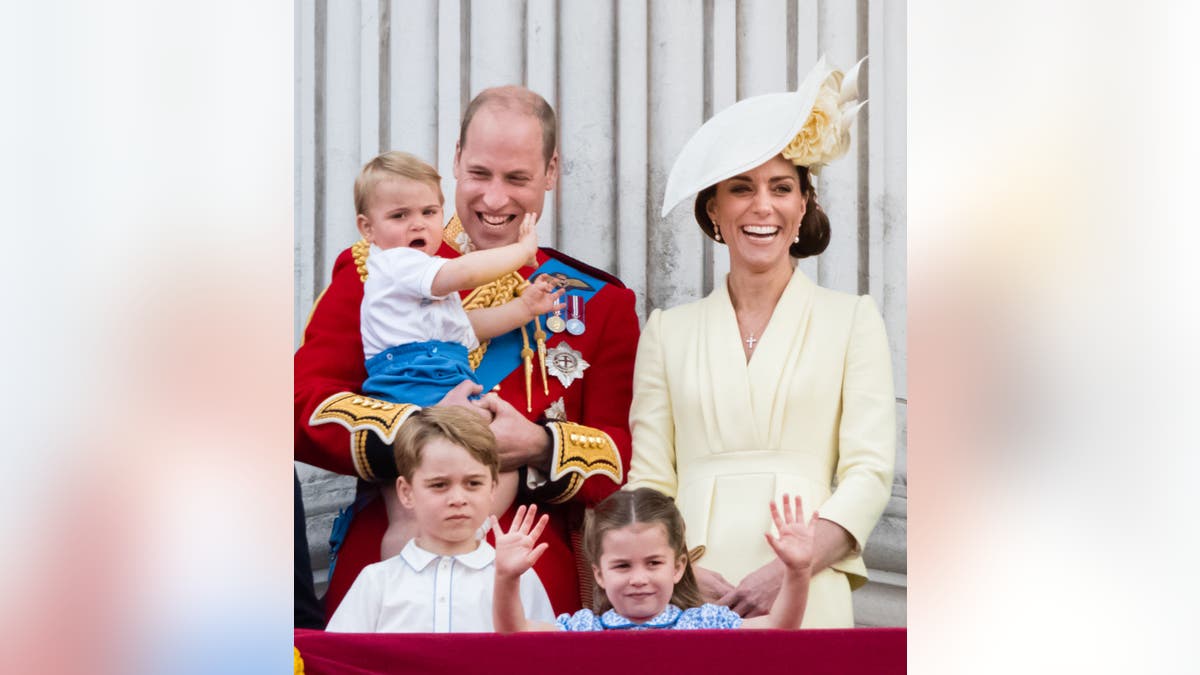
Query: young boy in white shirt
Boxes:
[
  {"xmin": 350, "ymin": 151, "xmax": 564, "ymax": 560},
  {"xmin": 325, "ymin": 405, "xmax": 555, "ymax": 633}
]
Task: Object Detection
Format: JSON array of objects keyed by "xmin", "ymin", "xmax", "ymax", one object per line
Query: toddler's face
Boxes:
[
  {"xmin": 357, "ymin": 177, "xmax": 444, "ymax": 256},
  {"xmin": 396, "ymin": 438, "xmax": 496, "ymax": 556},
  {"xmin": 592, "ymin": 523, "xmax": 686, "ymax": 623}
]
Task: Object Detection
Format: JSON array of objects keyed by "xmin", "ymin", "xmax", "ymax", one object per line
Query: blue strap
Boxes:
[{"xmin": 327, "ymin": 486, "xmax": 377, "ymax": 578}]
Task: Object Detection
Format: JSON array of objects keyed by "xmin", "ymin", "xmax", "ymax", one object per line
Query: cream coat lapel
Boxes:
[
  {"xmin": 699, "ymin": 279, "xmax": 762, "ymax": 451},
  {"xmin": 746, "ymin": 266, "xmax": 816, "ymax": 448}
]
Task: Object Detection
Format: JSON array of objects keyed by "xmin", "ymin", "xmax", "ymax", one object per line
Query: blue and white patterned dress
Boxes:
[{"xmin": 555, "ymin": 604, "xmax": 742, "ymax": 631}]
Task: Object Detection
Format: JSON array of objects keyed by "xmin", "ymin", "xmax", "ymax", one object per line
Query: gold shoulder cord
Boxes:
[
  {"xmin": 519, "ymin": 324, "xmax": 533, "ymax": 412},
  {"xmin": 533, "ymin": 322, "xmax": 549, "ymax": 395}
]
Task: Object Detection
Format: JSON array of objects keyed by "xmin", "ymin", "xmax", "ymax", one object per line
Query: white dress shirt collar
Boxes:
[{"xmin": 400, "ymin": 539, "xmax": 496, "ymax": 572}]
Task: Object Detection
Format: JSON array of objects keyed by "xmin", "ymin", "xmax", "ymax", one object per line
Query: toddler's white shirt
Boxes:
[{"xmin": 360, "ymin": 244, "xmax": 479, "ymax": 359}]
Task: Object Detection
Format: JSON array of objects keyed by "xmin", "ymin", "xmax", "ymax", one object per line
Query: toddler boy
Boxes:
[{"xmin": 350, "ymin": 151, "xmax": 563, "ymax": 559}]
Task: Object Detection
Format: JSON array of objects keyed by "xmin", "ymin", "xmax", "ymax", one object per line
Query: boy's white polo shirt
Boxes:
[{"xmin": 325, "ymin": 539, "xmax": 555, "ymax": 633}]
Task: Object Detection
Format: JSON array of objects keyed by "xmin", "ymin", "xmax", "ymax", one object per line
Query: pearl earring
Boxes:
[
  {"xmin": 794, "ymin": 234, "xmax": 800, "ymax": 244},
  {"xmin": 714, "ymin": 224, "xmax": 723, "ymax": 242}
]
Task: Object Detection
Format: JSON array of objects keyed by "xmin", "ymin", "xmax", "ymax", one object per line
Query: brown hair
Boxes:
[
  {"xmin": 458, "ymin": 85, "xmax": 558, "ymax": 167},
  {"xmin": 693, "ymin": 160, "xmax": 831, "ymax": 259},
  {"xmin": 393, "ymin": 406, "xmax": 499, "ymax": 482},
  {"xmin": 353, "ymin": 151, "xmax": 444, "ymax": 216},
  {"xmin": 583, "ymin": 488, "xmax": 703, "ymax": 613}
]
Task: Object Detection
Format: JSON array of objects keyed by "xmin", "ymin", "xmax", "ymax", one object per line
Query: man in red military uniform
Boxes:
[{"xmin": 295, "ymin": 85, "xmax": 639, "ymax": 618}]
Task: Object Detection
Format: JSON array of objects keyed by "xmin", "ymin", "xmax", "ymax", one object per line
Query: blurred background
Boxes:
[
  {"xmin": 2, "ymin": 0, "xmax": 1198, "ymax": 673},
  {"xmin": 294, "ymin": 0, "xmax": 908, "ymax": 628}
]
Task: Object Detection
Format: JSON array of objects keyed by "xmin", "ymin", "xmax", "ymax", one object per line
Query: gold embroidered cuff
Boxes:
[
  {"xmin": 542, "ymin": 421, "xmax": 624, "ymax": 503},
  {"xmin": 309, "ymin": 392, "xmax": 419, "ymax": 481}
]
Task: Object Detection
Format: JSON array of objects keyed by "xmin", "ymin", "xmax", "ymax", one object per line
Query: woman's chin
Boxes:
[{"xmin": 728, "ymin": 249, "xmax": 791, "ymax": 273}]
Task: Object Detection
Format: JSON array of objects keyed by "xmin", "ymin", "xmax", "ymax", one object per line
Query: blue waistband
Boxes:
[{"xmin": 365, "ymin": 340, "xmax": 469, "ymax": 370}]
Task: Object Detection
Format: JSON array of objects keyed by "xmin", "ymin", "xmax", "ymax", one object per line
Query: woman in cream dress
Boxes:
[{"xmin": 626, "ymin": 58, "xmax": 894, "ymax": 628}]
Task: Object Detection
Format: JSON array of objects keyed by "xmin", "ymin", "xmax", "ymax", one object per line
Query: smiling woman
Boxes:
[{"xmin": 625, "ymin": 58, "xmax": 896, "ymax": 628}]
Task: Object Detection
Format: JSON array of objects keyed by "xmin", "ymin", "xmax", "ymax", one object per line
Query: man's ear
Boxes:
[
  {"xmin": 543, "ymin": 150, "xmax": 559, "ymax": 191},
  {"xmin": 356, "ymin": 213, "xmax": 372, "ymax": 242},
  {"xmin": 452, "ymin": 142, "xmax": 463, "ymax": 178},
  {"xmin": 396, "ymin": 476, "xmax": 414, "ymax": 509}
]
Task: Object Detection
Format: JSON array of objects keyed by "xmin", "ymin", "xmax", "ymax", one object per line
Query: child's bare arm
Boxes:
[
  {"xmin": 431, "ymin": 213, "xmax": 538, "ymax": 297},
  {"xmin": 741, "ymin": 495, "xmax": 816, "ymax": 630},
  {"xmin": 467, "ymin": 277, "xmax": 565, "ymax": 340},
  {"xmin": 492, "ymin": 505, "xmax": 558, "ymax": 632}
]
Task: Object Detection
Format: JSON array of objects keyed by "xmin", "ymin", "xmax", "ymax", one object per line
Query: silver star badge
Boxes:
[{"xmin": 545, "ymin": 343, "xmax": 589, "ymax": 389}]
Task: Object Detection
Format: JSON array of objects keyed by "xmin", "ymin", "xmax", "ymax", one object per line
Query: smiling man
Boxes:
[
  {"xmin": 452, "ymin": 94, "xmax": 557, "ymax": 251},
  {"xmin": 296, "ymin": 85, "xmax": 640, "ymax": 619}
]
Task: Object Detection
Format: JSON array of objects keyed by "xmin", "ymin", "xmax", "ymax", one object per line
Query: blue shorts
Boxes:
[{"xmin": 362, "ymin": 340, "xmax": 479, "ymax": 407}]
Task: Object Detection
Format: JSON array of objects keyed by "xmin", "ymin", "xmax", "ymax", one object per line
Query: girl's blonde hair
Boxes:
[{"xmin": 583, "ymin": 488, "xmax": 703, "ymax": 613}]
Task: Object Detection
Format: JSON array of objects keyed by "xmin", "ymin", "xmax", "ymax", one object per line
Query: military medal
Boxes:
[
  {"xmin": 564, "ymin": 294, "xmax": 586, "ymax": 335},
  {"xmin": 545, "ymin": 342, "xmax": 589, "ymax": 388},
  {"xmin": 546, "ymin": 312, "xmax": 566, "ymax": 333}
]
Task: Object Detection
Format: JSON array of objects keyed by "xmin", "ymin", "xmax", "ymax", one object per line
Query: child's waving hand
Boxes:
[
  {"xmin": 492, "ymin": 504, "xmax": 551, "ymax": 579},
  {"xmin": 765, "ymin": 494, "xmax": 818, "ymax": 574},
  {"xmin": 738, "ymin": 495, "xmax": 817, "ymax": 629}
]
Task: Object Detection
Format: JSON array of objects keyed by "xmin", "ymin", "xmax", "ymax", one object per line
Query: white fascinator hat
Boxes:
[{"xmin": 660, "ymin": 56, "xmax": 867, "ymax": 255}]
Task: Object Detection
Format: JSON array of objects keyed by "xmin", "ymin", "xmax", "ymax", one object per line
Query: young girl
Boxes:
[{"xmin": 492, "ymin": 488, "xmax": 817, "ymax": 631}]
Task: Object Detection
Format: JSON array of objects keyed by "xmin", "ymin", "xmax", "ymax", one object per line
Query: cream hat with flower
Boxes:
[{"xmin": 660, "ymin": 55, "xmax": 867, "ymax": 218}]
